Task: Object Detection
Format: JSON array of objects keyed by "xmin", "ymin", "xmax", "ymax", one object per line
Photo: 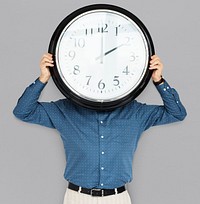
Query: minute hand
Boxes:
[{"xmin": 96, "ymin": 43, "xmax": 125, "ymax": 61}]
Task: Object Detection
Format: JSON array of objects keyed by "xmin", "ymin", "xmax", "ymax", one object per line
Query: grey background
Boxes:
[{"xmin": 0, "ymin": 0, "xmax": 199, "ymax": 204}]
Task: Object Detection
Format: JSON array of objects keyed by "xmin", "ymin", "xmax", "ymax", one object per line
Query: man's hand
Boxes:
[
  {"xmin": 149, "ymin": 55, "xmax": 163, "ymax": 82},
  {"xmin": 39, "ymin": 53, "xmax": 54, "ymax": 83}
]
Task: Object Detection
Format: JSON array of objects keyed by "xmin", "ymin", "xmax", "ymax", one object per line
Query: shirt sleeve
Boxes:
[
  {"xmin": 13, "ymin": 78, "xmax": 56, "ymax": 128},
  {"xmin": 136, "ymin": 80, "xmax": 187, "ymax": 131}
]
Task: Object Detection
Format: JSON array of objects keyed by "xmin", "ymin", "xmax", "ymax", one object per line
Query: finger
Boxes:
[
  {"xmin": 43, "ymin": 54, "xmax": 53, "ymax": 60},
  {"xmin": 150, "ymin": 55, "xmax": 159, "ymax": 60},
  {"xmin": 41, "ymin": 57, "xmax": 54, "ymax": 64},
  {"xmin": 43, "ymin": 53, "xmax": 53, "ymax": 58},
  {"xmin": 42, "ymin": 54, "xmax": 53, "ymax": 61},
  {"xmin": 150, "ymin": 56, "xmax": 160, "ymax": 63},
  {"xmin": 41, "ymin": 62, "xmax": 54, "ymax": 68},
  {"xmin": 46, "ymin": 63, "xmax": 54, "ymax": 67},
  {"xmin": 150, "ymin": 64, "xmax": 161, "ymax": 70},
  {"xmin": 150, "ymin": 60, "xmax": 161, "ymax": 67},
  {"xmin": 149, "ymin": 65, "xmax": 160, "ymax": 70}
]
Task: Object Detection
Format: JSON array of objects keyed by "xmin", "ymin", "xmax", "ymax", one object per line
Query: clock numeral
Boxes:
[
  {"xmin": 123, "ymin": 66, "xmax": 130, "ymax": 75},
  {"xmin": 130, "ymin": 52, "xmax": 136, "ymax": 61},
  {"xmin": 68, "ymin": 50, "xmax": 76, "ymax": 60},
  {"xmin": 98, "ymin": 79, "xmax": 105, "ymax": 90},
  {"xmin": 85, "ymin": 24, "xmax": 109, "ymax": 36},
  {"xmin": 125, "ymin": 37, "xmax": 131, "ymax": 45},
  {"xmin": 115, "ymin": 25, "xmax": 121, "ymax": 36},
  {"xmin": 113, "ymin": 76, "xmax": 120, "ymax": 86},
  {"xmin": 101, "ymin": 23, "xmax": 108, "ymax": 33},
  {"xmin": 85, "ymin": 28, "xmax": 94, "ymax": 35},
  {"xmin": 86, "ymin": 76, "xmax": 92, "ymax": 85},
  {"xmin": 73, "ymin": 65, "xmax": 80, "ymax": 75},
  {"xmin": 72, "ymin": 38, "xmax": 85, "ymax": 48}
]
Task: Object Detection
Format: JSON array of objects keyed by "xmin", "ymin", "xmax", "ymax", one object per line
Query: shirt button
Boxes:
[
  {"xmin": 101, "ymin": 167, "xmax": 104, "ymax": 170},
  {"xmin": 101, "ymin": 151, "xmax": 105, "ymax": 155},
  {"xmin": 101, "ymin": 135, "xmax": 104, "ymax": 139},
  {"xmin": 176, "ymin": 101, "xmax": 179, "ymax": 104},
  {"xmin": 100, "ymin": 121, "xmax": 103, "ymax": 124},
  {"xmin": 101, "ymin": 183, "xmax": 104, "ymax": 186},
  {"xmin": 167, "ymin": 86, "xmax": 170, "ymax": 89},
  {"xmin": 163, "ymin": 88, "xmax": 166, "ymax": 91}
]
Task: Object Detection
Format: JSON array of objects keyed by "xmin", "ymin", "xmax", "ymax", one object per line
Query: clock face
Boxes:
[{"xmin": 49, "ymin": 4, "xmax": 154, "ymax": 110}]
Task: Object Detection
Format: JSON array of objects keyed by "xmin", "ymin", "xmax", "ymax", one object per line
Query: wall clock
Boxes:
[{"xmin": 49, "ymin": 4, "xmax": 154, "ymax": 110}]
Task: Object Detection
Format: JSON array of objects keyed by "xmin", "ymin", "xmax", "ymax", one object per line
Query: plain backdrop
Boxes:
[{"xmin": 1, "ymin": 0, "xmax": 199, "ymax": 204}]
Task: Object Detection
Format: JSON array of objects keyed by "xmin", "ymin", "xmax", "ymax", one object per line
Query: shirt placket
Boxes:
[{"xmin": 98, "ymin": 115, "xmax": 106, "ymax": 188}]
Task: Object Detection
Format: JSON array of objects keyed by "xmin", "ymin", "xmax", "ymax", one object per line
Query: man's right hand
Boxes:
[{"xmin": 39, "ymin": 53, "xmax": 54, "ymax": 83}]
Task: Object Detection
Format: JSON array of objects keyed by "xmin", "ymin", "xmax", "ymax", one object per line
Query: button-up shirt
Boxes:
[{"xmin": 13, "ymin": 79, "xmax": 187, "ymax": 189}]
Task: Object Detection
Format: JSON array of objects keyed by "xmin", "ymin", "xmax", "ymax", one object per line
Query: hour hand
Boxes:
[{"xmin": 96, "ymin": 43, "xmax": 127, "ymax": 61}]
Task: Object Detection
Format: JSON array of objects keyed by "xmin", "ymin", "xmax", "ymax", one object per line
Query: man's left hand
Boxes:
[{"xmin": 149, "ymin": 55, "xmax": 163, "ymax": 82}]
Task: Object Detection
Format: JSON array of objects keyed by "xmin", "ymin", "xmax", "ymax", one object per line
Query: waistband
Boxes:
[{"xmin": 68, "ymin": 182, "xmax": 126, "ymax": 197}]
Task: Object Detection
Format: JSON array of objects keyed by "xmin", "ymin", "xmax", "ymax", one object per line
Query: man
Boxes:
[{"xmin": 13, "ymin": 53, "xmax": 187, "ymax": 204}]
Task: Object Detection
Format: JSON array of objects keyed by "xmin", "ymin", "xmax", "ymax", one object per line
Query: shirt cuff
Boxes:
[
  {"xmin": 30, "ymin": 78, "xmax": 47, "ymax": 92},
  {"xmin": 155, "ymin": 80, "xmax": 173, "ymax": 95}
]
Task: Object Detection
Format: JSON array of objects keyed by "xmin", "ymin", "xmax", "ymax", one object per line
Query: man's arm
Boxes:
[
  {"xmin": 136, "ymin": 55, "xmax": 187, "ymax": 131},
  {"xmin": 13, "ymin": 54, "xmax": 56, "ymax": 128}
]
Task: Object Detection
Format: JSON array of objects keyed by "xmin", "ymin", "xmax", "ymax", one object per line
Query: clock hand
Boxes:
[
  {"xmin": 96, "ymin": 43, "xmax": 127, "ymax": 61},
  {"xmin": 104, "ymin": 43, "xmax": 124, "ymax": 56},
  {"xmin": 100, "ymin": 30, "xmax": 104, "ymax": 64}
]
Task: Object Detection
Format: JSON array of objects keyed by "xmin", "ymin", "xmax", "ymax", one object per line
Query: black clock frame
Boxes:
[{"xmin": 48, "ymin": 4, "xmax": 155, "ymax": 111}]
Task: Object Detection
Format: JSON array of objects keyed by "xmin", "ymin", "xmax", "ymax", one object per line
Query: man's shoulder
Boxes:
[
  {"xmin": 53, "ymin": 98, "xmax": 71, "ymax": 106},
  {"xmin": 117, "ymin": 100, "xmax": 144, "ymax": 114},
  {"xmin": 53, "ymin": 98, "xmax": 83, "ymax": 111},
  {"xmin": 126, "ymin": 99, "xmax": 144, "ymax": 108}
]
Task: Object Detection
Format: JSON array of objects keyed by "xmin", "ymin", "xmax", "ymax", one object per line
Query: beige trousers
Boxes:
[{"xmin": 63, "ymin": 188, "xmax": 132, "ymax": 204}]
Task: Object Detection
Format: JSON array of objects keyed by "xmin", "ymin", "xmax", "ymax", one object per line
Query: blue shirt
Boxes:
[{"xmin": 13, "ymin": 79, "xmax": 186, "ymax": 189}]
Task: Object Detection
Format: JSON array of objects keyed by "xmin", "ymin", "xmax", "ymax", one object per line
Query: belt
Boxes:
[{"xmin": 68, "ymin": 182, "xmax": 126, "ymax": 197}]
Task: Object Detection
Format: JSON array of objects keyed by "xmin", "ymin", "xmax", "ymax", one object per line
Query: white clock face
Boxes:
[{"xmin": 56, "ymin": 9, "xmax": 149, "ymax": 102}]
